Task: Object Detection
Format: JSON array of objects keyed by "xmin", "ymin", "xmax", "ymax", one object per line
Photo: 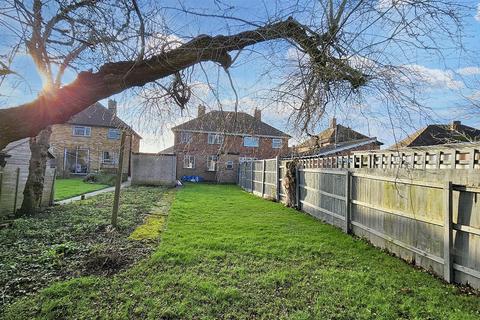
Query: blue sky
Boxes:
[{"xmin": 1, "ymin": 1, "xmax": 480, "ymax": 152}]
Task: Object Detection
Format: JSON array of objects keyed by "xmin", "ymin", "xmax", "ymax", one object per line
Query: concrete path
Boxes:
[{"xmin": 56, "ymin": 180, "xmax": 131, "ymax": 205}]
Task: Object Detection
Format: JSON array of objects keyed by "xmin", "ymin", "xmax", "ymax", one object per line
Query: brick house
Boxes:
[
  {"xmin": 50, "ymin": 100, "xmax": 141, "ymax": 177},
  {"xmin": 293, "ymin": 118, "xmax": 382, "ymax": 157},
  {"xmin": 169, "ymin": 106, "xmax": 290, "ymax": 183},
  {"xmin": 390, "ymin": 120, "xmax": 480, "ymax": 149}
]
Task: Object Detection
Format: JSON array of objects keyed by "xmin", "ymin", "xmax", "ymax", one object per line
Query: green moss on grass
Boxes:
[{"xmin": 129, "ymin": 215, "xmax": 165, "ymax": 241}]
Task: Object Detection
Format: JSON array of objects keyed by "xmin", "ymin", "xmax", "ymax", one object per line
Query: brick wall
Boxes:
[
  {"xmin": 174, "ymin": 131, "xmax": 289, "ymax": 182},
  {"xmin": 50, "ymin": 124, "xmax": 140, "ymax": 177}
]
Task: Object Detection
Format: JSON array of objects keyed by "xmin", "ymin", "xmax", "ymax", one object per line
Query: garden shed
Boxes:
[{"xmin": 0, "ymin": 138, "xmax": 56, "ymax": 218}]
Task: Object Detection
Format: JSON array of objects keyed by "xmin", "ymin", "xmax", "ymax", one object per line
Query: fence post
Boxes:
[
  {"xmin": 275, "ymin": 156, "xmax": 280, "ymax": 202},
  {"xmin": 443, "ymin": 181, "xmax": 453, "ymax": 283},
  {"xmin": 261, "ymin": 160, "xmax": 266, "ymax": 198},
  {"xmin": 0, "ymin": 168, "xmax": 3, "ymax": 204},
  {"xmin": 49, "ymin": 169, "xmax": 57, "ymax": 205},
  {"xmin": 250, "ymin": 161, "xmax": 254, "ymax": 192},
  {"xmin": 469, "ymin": 149, "xmax": 476, "ymax": 169},
  {"xmin": 13, "ymin": 167, "xmax": 20, "ymax": 214},
  {"xmin": 295, "ymin": 165, "xmax": 300, "ymax": 209},
  {"xmin": 344, "ymin": 170, "xmax": 351, "ymax": 234},
  {"xmin": 111, "ymin": 132, "xmax": 126, "ymax": 228}
]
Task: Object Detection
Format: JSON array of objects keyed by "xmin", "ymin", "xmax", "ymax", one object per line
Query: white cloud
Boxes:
[
  {"xmin": 404, "ymin": 64, "xmax": 464, "ymax": 90},
  {"xmin": 145, "ymin": 33, "xmax": 183, "ymax": 57},
  {"xmin": 457, "ymin": 66, "xmax": 480, "ymax": 76},
  {"xmin": 470, "ymin": 90, "xmax": 480, "ymax": 101},
  {"xmin": 376, "ymin": 0, "xmax": 407, "ymax": 11},
  {"xmin": 476, "ymin": 3, "xmax": 480, "ymax": 21}
]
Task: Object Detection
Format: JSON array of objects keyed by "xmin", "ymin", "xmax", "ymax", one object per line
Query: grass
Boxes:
[
  {"xmin": 3, "ymin": 184, "xmax": 480, "ymax": 319},
  {"xmin": 0, "ymin": 186, "xmax": 172, "ymax": 311},
  {"xmin": 54, "ymin": 178, "xmax": 110, "ymax": 201}
]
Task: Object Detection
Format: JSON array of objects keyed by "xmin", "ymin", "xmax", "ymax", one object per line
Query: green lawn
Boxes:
[
  {"xmin": 54, "ymin": 178, "xmax": 110, "ymax": 201},
  {"xmin": 0, "ymin": 186, "xmax": 171, "ymax": 312},
  {"xmin": 3, "ymin": 184, "xmax": 480, "ymax": 319}
]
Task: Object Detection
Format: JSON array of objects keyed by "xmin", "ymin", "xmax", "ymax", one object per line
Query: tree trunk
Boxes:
[
  {"xmin": 18, "ymin": 127, "xmax": 52, "ymax": 215},
  {"xmin": 282, "ymin": 160, "xmax": 298, "ymax": 208}
]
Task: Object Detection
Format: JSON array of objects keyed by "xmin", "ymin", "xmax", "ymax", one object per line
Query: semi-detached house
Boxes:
[
  {"xmin": 50, "ymin": 100, "xmax": 141, "ymax": 177},
  {"xmin": 169, "ymin": 105, "xmax": 290, "ymax": 183}
]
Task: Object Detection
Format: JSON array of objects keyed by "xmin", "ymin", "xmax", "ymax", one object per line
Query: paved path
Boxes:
[{"xmin": 56, "ymin": 180, "xmax": 131, "ymax": 205}]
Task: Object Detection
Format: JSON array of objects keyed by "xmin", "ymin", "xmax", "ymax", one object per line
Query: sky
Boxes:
[{"xmin": 1, "ymin": 0, "xmax": 480, "ymax": 153}]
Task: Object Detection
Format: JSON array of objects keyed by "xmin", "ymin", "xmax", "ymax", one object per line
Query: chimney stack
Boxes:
[
  {"xmin": 451, "ymin": 120, "xmax": 461, "ymax": 131},
  {"xmin": 108, "ymin": 99, "xmax": 117, "ymax": 116},
  {"xmin": 198, "ymin": 105, "xmax": 206, "ymax": 118},
  {"xmin": 330, "ymin": 117, "xmax": 337, "ymax": 128},
  {"xmin": 254, "ymin": 108, "xmax": 261, "ymax": 121}
]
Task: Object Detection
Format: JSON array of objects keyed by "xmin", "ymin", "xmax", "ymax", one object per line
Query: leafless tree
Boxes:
[
  {"xmin": 0, "ymin": 0, "xmax": 151, "ymax": 213},
  {"xmin": 0, "ymin": 0, "xmax": 473, "ymax": 212}
]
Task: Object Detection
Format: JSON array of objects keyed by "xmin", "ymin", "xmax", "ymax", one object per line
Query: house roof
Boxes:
[
  {"xmin": 391, "ymin": 123, "xmax": 480, "ymax": 149},
  {"xmin": 297, "ymin": 124, "xmax": 381, "ymax": 149},
  {"xmin": 171, "ymin": 111, "xmax": 290, "ymax": 138},
  {"xmin": 292, "ymin": 137, "xmax": 381, "ymax": 158},
  {"xmin": 158, "ymin": 146, "xmax": 175, "ymax": 155},
  {"xmin": 67, "ymin": 102, "xmax": 141, "ymax": 137}
]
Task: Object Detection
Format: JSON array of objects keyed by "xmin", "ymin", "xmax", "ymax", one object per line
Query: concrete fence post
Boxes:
[
  {"xmin": 261, "ymin": 160, "xmax": 266, "ymax": 198},
  {"xmin": 344, "ymin": 170, "xmax": 351, "ymax": 234},
  {"xmin": 49, "ymin": 169, "xmax": 57, "ymax": 206},
  {"xmin": 275, "ymin": 156, "xmax": 280, "ymax": 202},
  {"xmin": 443, "ymin": 181, "xmax": 453, "ymax": 283},
  {"xmin": 0, "ymin": 169, "xmax": 3, "ymax": 203},
  {"xmin": 13, "ymin": 167, "xmax": 20, "ymax": 214},
  {"xmin": 250, "ymin": 161, "xmax": 254, "ymax": 192},
  {"xmin": 295, "ymin": 165, "xmax": 300, "ymax": 209}
]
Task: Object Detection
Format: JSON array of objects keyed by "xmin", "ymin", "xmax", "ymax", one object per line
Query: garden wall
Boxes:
[{"xmin": 131, "ymin": 153, "xmax": 176, "ymax": 186}]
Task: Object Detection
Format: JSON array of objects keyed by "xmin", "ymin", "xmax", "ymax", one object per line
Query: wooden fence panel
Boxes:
[
  {"xmin": 238, "ymin": 155, "xmax": 480, "ymax": 289},
  {"xmin": 299, "ymin": 169, "xmax": 348, "ymax": 230}
]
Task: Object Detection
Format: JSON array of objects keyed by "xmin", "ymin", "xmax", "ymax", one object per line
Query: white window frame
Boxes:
[
  {"xmin": 272, "ymin": 138, "xmax": 283, "ymax": 149},
  {"xmin": 243, "ymin": 136, "xmax": 259, "ymax": 147},
  {"xmin": 239, "ymin": 157, "xmax": 257, "ymax": 163},
  {"xmin": 102, "ymin": 151, "xmax": 117, "ymax": 164},
  {"xmin": 207, "ymin": 133, "xmax": 224, "ymax": 145},
  {"xmin": 226, "ymin": 160, "xmax": 234, "ymax": 170},
  {"xmin": 181, "ymin": 131, "xmax": 192, "ymax": 143},
  {"xmin": 107, "ymin": 128, "xmax": 121, "ymax": 140},
  {"xmin": 207, "ymin": 155, "xmax": 218, "ymax": 171},
  {"xmin": 183, "ymin": 155, "xmax": 195, "ymax": 169},
  {"xmin": 72, "ymin": 126, "xmax": 91, "ymax": 137}
]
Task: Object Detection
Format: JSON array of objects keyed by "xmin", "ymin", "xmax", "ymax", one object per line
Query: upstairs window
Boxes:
[
  {"xmin": 108, "ymin": 128, "xmax": 121, "ymax": 140},
  {"xmin": 183, "ymin": 155, "xmax": 195, "ymax": 169},
  {"xmin": 243, "ymin": 136, "xmax": 259, "ymax": 147},
  {"xmin": 272, "ymin": 138, "xmax": 283, "ymax": 149},
  {"xmin": 208, "ymin": 133, "xmax": 224, "ymax": 145},
  {"xmin": 72, "ymin": 126, "xmax": 91, "ymax": 137},
  {"xmin": 207, "ymin": 155, "xmax": 218, "ymax": 171},
  {"xmin": 181, "ymin": 131, "xmax": 192, "ymax": 143}
]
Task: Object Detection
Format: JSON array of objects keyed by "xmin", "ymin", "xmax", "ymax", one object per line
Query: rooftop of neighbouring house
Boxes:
[
  {"xmin": 390, "ymin": 121, "xmax": 480, "ymax": 149},
  {"xmin": 171, "ymin": 105, "xmax": 291, "ymax": 138},
  {"xmin": 67, "ymin": 100, "xmax": 141, "ymax": 137},
  {"xmin": 293, "ymin": 137, "xmax": 382, "ymax": 158},
  {"xmin": 295, "ymin": 118, "xmax": 383, "ymax": 151}
]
